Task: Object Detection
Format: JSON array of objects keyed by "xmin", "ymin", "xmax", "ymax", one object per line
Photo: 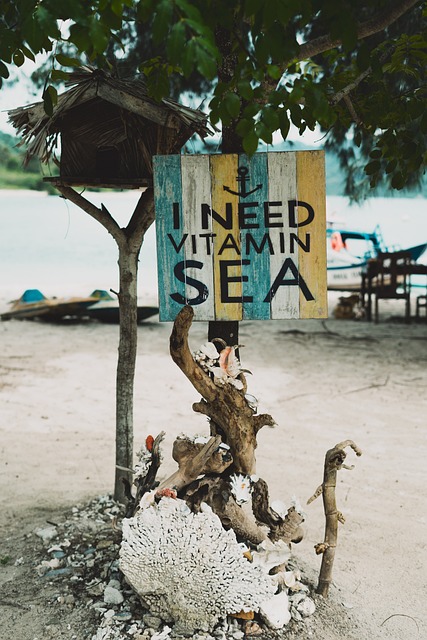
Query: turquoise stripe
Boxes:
[
  {"xmin": 153, "ymin": 154, "xmax": 185, "ymax": 321},
  {"xmin": 240, "ymin": 153, "xmax": 271, "ymax": 320}
]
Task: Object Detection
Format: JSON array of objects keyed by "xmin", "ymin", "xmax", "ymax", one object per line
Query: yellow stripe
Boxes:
[
  {"xmin": 296, "ymin": 151, "xmax": 328, "ymax": 318},
  {"xmin": 210, "ymin": 154, "xmax": 242, "ymax": 320}
]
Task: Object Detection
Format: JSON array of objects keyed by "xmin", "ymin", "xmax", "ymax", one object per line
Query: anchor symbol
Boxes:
[{"xmin": 223, "ymin": 166, "xmax": 262, "ymax": 198}]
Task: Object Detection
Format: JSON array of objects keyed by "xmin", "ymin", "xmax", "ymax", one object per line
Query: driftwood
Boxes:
[
  {"xmin": 170, "ymin": 306, "xmax": 275, "ymax": 475},
  {"xmin": 183, "ymin": 476, "xmax": 266, "ymax": 545},
  {"xmin": 252, "ymin": 478, "xmax": 304, "ymax": 544},
  {"xmin": 307, "ymin": 439, "xmax": 362, "ymax": 597},
  {"xmin": 157, "ymin": 435, "xmax": 232, "ymax": 492}
]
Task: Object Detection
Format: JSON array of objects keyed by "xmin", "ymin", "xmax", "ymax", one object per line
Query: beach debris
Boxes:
[
  {"xmin": 28, "ymin": 493, "xmax": 318, "ymax": 639},
  {"xmin": 229, "ymin": 474, "xmax": 254, "ymax": 505},
  {"xmin": 120, "ymin": 497, "xmax": 276, "ymax": 634},
  {"xmin": 34, "ymin": 525, "xmax": 58, "ymax": 545},
  {"xmin": 259, "ymin": 591, "xmax": 291, "ymax": 629},
  {"xmin": 193, "ymin": 339, "xmax": 249, "ymax": 390},
  {"xmin": 170, "ymin": 306, "xmax": 275, "ymax": 476},
  {"xmin": 307, "ymin": 439, "xmax": 362, "ymax": 597}
]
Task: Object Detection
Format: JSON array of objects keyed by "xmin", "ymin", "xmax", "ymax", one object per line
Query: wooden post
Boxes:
[{"xmin": 209, "ymin": 25, "xmax": 244, "ymax": 352}]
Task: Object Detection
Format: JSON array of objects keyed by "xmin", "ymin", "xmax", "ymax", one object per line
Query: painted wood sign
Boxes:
[{"xmin": 153, "ymin": 151, "xmax": 327, "ymax": 322}]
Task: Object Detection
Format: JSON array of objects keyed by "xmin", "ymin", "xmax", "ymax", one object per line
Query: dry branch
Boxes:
[
  {"xmin": 170, "ymin": 306, "xmax": 275, "ymax": 475},
  {"xmin": 157, "ymin": 435, "xmax": 232, "ymax": 492},
  {"xmin": 308, "ymin": 440, "xmax": 362, "ymax": 597}
]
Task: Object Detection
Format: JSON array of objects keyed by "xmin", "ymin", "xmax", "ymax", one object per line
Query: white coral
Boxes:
[{"xmin": 120, "ymin": 497, "xmax": 276, "ymax": 633}]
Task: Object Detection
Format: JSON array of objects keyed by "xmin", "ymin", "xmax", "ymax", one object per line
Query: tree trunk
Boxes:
[{"xmin": 114, "ymin": 241, "xmax": 141, "ymax": 503}]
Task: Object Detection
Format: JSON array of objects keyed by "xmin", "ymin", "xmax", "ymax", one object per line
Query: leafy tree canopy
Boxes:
[{"xmin": 0, "ymin": 0, "xmax": 425, "ymax": 197}]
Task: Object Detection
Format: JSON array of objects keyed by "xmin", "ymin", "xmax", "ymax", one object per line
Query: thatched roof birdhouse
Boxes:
[{"xmin": 7, "ymin": 67, "xmax": 211, "ymax": 189}]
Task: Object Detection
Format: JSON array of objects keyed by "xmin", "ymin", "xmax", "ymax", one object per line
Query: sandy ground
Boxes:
[{"xmin": 0, "ymin": 293, "xmax": 426, "ymax": 639}]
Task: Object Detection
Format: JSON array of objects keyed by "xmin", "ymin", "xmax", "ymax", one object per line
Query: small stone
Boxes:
[
  {"xmin": 113, "ymin": 611, "xmax": 132, "ymax": 621},
  {"xmin": 296, "ymin": 596, "xmax": 315, "ymax": 617},
  {"xmin": 104, "ymin": 585, "xmax": 124, "ymax": 605},
  {"xmin": 108, "ymin": 578, "xmax": 122, "ymax": 590},
  {"xmin": 34, "ymin": 526, "xmax": 58, "ymax": 545},
  {"xmin": 88, "ymin": 583, "xmax": 105, "ymax": 597},
  {"xmin": 232, "ymin": 632, "xmax": 244, "ymax": 640},
  {"xmin": 44, "ymin": 567, "xmax": 73, "ymax": 578},
  {"xmin": 142, "ymin": 615, "xmax": 163, "ymax": 630},
  {"xmin": 97, "ymin": 539, "xmax": 114, "ymax": 550},
  {"xmin": 104, "ymin": 608, "xmax": 116, "ymax": 619},
  {"xmin": 243, "ymin": 621, "xmax": 263, "ymax": 637}
]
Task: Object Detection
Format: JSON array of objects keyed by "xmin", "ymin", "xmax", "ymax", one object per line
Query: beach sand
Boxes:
[{"xmin": 1, "ymin": 293, "xmax": 426, "ymax": 639}]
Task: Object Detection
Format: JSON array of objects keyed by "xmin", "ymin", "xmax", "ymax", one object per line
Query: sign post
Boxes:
[{"xmin": 154, "ymin": 151, "xmax": 327, "ymax": 322}]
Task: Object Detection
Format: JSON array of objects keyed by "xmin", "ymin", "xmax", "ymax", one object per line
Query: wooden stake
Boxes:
[{"xmin": 307, "ymin": 439, "xmax": 362, "ymax": 598}]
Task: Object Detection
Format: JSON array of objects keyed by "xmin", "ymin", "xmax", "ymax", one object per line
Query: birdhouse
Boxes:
[{"xmin": 8, "ymin": 68, "xmax": 210, "ymax": 189}]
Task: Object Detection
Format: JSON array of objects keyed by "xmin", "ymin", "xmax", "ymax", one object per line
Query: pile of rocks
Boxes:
[{"xmin": 32, "ymin": 495, "xmax": 316, "ymax": 640}]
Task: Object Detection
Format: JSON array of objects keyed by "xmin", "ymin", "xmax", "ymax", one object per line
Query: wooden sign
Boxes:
[{"xmin": 153, "ymin": 151, "xmax": 327, "ymax": 322}]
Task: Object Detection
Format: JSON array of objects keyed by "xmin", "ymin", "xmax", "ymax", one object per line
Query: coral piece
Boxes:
[{"xmin": 120, "ymin": 497, "xmax": 276, "ymax": 633}]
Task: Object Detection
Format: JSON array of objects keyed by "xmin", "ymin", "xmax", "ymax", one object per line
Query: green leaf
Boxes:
[
  {"xmin": 255, "ymin": 121, "xmax": 272, "ymax": 144},
  {"xmin": 152, "ymin": 0, "xmax": 173, "ymax": 43},
  {"xmin": 235, "ymin": 118, "xmax": 254, "ymax": 137},
  {"xmin": 181, "ymin": 38, "xmax": 197, "ymax": 76},
  {"xmin": 69, "ymin": 23, "xmax": 92, "ymax": 52},
  {"xmin": 111, "ymin": 0, "xmax": 124, "ymax": 16},
  {"xmin": 261, "ymin": 107, "xmax": 279, "ymax": 132},
  {"xmin": 89, "ymin": 19, "xmax": 110, "ymax": 54},
  {"xmin": 242, "ymin": 130, "xmax": 259, "ymax": 155},
  {"xmin": 369, "ymin": 149, "xmax": 382, "ymax": 159},
  {"xmin": 55, "ymin": 53, "xmax": 81, "ymax": 67},
  {"xmin": 223, "ymin": 92, "xmax": 241, "ymax": 119},
  {"xmin": 43, "ymin": 85, "xmax": 58, "ymax": 116},
  {"xmin": 385, "ymin": 159, "xmax": 397, "ymax": 174},
  {"xmin": 137, "ymin": 0, "xmax": 155, "ymax": 21},
  {"xmin": 237, "ymin": 80, "xmax": 254, "ymax": 101},
  {"xmin": 51, "ymin": 69, "xmax": 71, "ymax": 81},
  {"xmin": 391, "ymin": 171, "xmax": 405, "ymax": 190},
  {"xmin": 12, "ymin": 50, "xmax": 25, "ymax": 67},
  {"xmin": 146, "ymin": 66, "xmax": 170, "ymax": 101},
  {"xmin": 364, "ymin": 160, "xmax": 381, "ymax": 175},
  {"xmin": 266, "ymin": 64, "xmax": 281, "ymax": 80},
  {"xmin": 100, "ymin": 6, "xmax": 122, "ymax": 30},
  {"xmin": 194, "ymin": 42, "xmax": 217, "ymax": 79},
  {"xmin": 167, "ymin": 21, "xmax": 186, "ymax": 64},
  {"xmin": 0, "ymin": 61, "xmax": 9, "ymax": 79},
  {"xmin": 278, "ymin": 109, "xmax": 290, "ymax": 139},
  {"xmin": 21, "ymin": 46, "xmax": 35, "ymax": 62}
]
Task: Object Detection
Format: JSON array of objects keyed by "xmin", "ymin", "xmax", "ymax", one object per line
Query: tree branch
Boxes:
[
  {"xmin": 296, "ymin": 0, "xmax": 419, "ymax": 63},
  {"xmin": 54, "ymin": 185, "xmax": 124, "ymax": 244},
  {"xmin": 260, "ymin": 0, "xmax": 418, "ymax": 101},
  {"xmin": 126, "ymin": 187, "xmax": 155, "ymax": 240}
]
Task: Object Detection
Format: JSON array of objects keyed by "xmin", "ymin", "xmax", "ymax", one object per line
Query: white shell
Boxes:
[
  {"xmin": 229, "ymin": 474, "xmax": 252, "ymax": 505},
  {"xmin": 296, "ymin": 596, "xmax": 316, "ymax": 617},
  {"xmin": 199, "ymin": 342, "xmax": 220, "ymax": 359},
  {"xmin": 259, "ymin": 591, "xmax": 291, "ymax": 629},
  {"xmin": 252, "ymin": 539, "xmax": 291, "ymax": 572}
]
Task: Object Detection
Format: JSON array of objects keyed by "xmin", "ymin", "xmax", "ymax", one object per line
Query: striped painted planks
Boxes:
[{"xmin": 154, "ymin": 151, "xmax": 327, "ymax": 321}]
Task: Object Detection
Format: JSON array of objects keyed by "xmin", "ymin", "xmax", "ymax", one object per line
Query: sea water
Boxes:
[{"xmin": 0, "ymin": 190, "xmax": 426, "ymax": 308}]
